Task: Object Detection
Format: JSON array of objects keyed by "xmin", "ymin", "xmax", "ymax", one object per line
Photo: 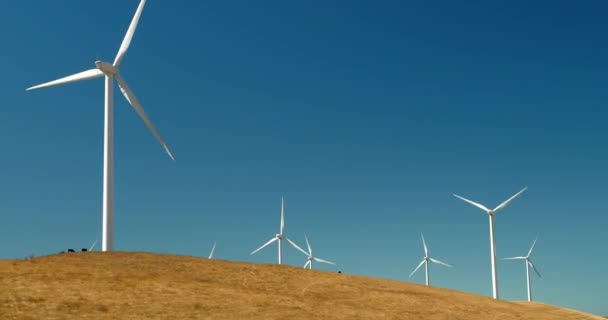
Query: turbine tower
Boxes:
[
  {"xmin": 409, "ymin": 233, "xmax": 452, "ymax": 286},
  {"xmin": 503, "ymin": 237, "xmax": 542, "ymax": 302},
  {"xmin": 26, "ymin": 0, "xmax": 174, "ymax": 252},
  {"xmin": 250, "ymin": 197, "xmax": 301, "ymax": 264},
  {"xmin": 291, "ymin": 234, "xmax": 336, "ymax": 270},
  {"xmin": 453, "ymin": 187, "xmax": 527, "ymax": 299}
]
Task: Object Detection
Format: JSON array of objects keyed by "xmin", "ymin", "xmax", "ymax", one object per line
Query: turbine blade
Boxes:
[
  {"xmin": 303, "ymin": 260, "xmax": 311, "ymax": 269},
  {"xmin": 114, "ymin": 0, "xmax": 147, "ymax": 67},
  {"xmin": 305, "ymin": 234, "xmax": 312, "ymax": 256},
  {"xmin": 429, "ymin": 258, "xmax": 452, "ymax": 267},
  {"xmin": 453, "ymin": 194, "xmax": 491, "ymax": 213},
  {"xmin": 528, "ymin": 260, "xmax": 542, "ymax": 279},
  {"xmin": 250, "ymin": 237, "xmax": 277, "ymax": 255},
  {"xmin": 421, "ymin": 233, "xmax": 428, "ymax": 257},
  {"xmin": 280, "ymin": 197, "xmax": 285, "ymax": 234},
  {"xmin": 313, "ymin": 257, "xmax": 336, "ymax": 265},
  {"xmin": 88, "ymin": 237, "xmax": 98, "ymax": 252},
  {"xmin": 208, "ymin": 241, "xmax": 216, "ymax": 259},
  {"xmin": 285, "ymin": 237, "xmax": 308, "ymax": 256},
  {"xmin": 115, "ymin": 73, "xmax": 175, "ymax": 160},
  {"xmin": 27, "ymin": 69, "xmax": 103, "ymax": 91},
  {"xmin": 409, "ymin": 260, "xmax": 426, "ymax": 278},
  {"xmin": 502, "ymin": 256, "xmax": 526, "ymax": 260},
  {"xmin": 527, "ymin": 236, "xmax": 538, "ymax": 257},
  {"xmin": 493, "ymin": 187, "xmax": 528, "ymax": 213}
]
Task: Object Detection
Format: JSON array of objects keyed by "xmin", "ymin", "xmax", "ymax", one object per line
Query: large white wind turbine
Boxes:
[
  {"xmin": 503, "ymin": 237, "xmax": 542, "ymax": 302},
  {"xmin": 26, "ymin": 0, "xmax": 174, "ymax": 252},
  {"xmin": 291, "ymin": 234, "xmax": 336, "ymax": 270},
  {"xmin": 250, "ymin": 197, "xmax": 301, "ymax": 264},
  {"xmin": 409, "ymin": 233, "xmax": 452, "ymax": 286},
  {"xmin": 453, "ymin": 187, "xmax": 527, "ymax": 299}
]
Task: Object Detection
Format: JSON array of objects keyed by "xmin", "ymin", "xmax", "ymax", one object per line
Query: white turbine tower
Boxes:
[
  {"xmin": 409, "ymin": 233, "xmax": 452, "ymax": 286},
  {"xmin": 503, "ymin": 237, "xmax": 542, "ymax": 302},
  {"xmin": 291, "ymin": 234, "xmax": 336, "ymax": 270},
  {"xmin": 250, "ymin": 197, "xmax": 301, "ymax": 264},
  {"xmin": 453, "ymin": 187, "xmax": 527, "ymax": 299},
  {"xmin": 208, "ymin": 241, "xmax": 217, "ymax": 259},
  {"xmin": 26, "ymin": 0, "xmax": 174, "ymax": 252}
]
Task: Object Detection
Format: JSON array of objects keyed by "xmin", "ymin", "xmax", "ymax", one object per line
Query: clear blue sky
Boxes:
[{"xmin": 1, "ymin": 0, "xmax": 607, "ymax": 316}]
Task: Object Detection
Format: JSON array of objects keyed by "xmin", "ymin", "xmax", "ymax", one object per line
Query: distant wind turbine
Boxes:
[
  {"xmin": 290, "ymin": 234, "xmax": 336, "ymax": 270},
  {"xmin": 409, "ymin": 233, "xmax": 452, "ymax": 286},
  {"xmin": 26, "ymin": 0, "xmax": 174, "ymax": 252},
  {"xmin": 88, "ymin": 237, "xmax": 98, "ymax": 252},
  {"xmin": 453, "ymin": 187, "xmax": 528, "ymax": 299},
  {"xmin": 503, "ymin": 236, "xmax": 542, "ymax": 302},
  {"xmin": 209, "ymin": 241, "xmax": 217, "ymax": 259},
  {"xmin": 250, "ymin": 197, "xmax": 301, "ymax": 264}
]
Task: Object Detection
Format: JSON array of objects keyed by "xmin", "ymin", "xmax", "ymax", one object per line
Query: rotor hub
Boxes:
[{"xmin": 95, "ymin": 61, "xmax": 118, "ymax": 75}]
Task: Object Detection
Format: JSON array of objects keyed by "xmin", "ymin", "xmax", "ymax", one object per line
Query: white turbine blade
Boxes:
[
  {"xmin": 250, "ymin": 237, "xmax": 277, "ymax": 255},
  {"xmin": 27, "ymin": 69, "xmax": 103, "ymax": 91},
  {"xmin": 528, "ymin": 260, "xmax": 542, "ymax": 279},
  {"xmin": 502, "ymin": 256, "xmax": 526, "ymax": 260},
  {"xmin": 429, "ymin": 258, "xmax": 452, "ymax": 267},
  {"xmin": 285, "ymin": 237, "xmax": 308, "ymax": 256},
  {"xmin": 114, "ymin": 0, "xmax": 147, "ymax": 67},
  {"xmin": 115, "ymin": 74, "xmax": 175, "ymax": 160},
  {"xmin": 453, "ymin": 194, "xmax": 491, "ymax": 213},
  {"xmin": 421, "ymin": 233, "xmax": 428, "ymax": 257},
  {"xmin": 313, "ymin": 257, "xmax": 336, "ymax": 265},
  {"xmin": 303, "ymin": 260, "xmax": 311, "ymax": 269},
  {"xmin": 88, "ymin": 237, "xmax": 98, "ymax": 252},
  {"xmin": 208, "ymin": 241, "xmax": 216, "ymax": 259},
  {"xmin": 493, "ymin": 187, "xmax": 528, "ymax": 213},
  {"xmin": 409, "ymin": 260, "xmax": 426, "ymax": 278},
  {"xmin": 280, "ymin": 197, "xmax": 285, "ymax": 234},
  {"xmin": 305, "ymin": 234, "xmax": 312, "ymax": 256},
  {"xmin": 527, "ymin": 236, "xmax": 538, "ymax": 257}
]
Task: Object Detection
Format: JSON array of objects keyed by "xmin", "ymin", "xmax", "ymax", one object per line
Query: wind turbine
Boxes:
[
  {"xmin": 208, "ymin": 241, "xmax": 217, "ymax": 259},
  {"xmin": 291, "ymin": 234, "xmax": 336, "ymax": 270},
  {"xmin": 88, "ymin": 237, "xmax": 98, "ymax": 252},
  {"xmin": 26, "ymin": 0, "xmax": 174, "ymax": 252},
  {"xmin": 503, "ymin": 237, "xmax": 542, "ymax": 302},
  {"xmin": 409, "ymin": 233, "xmax": 452, "ymax": 286},
  {"xmin": 453, "ymin": 186, "xmax": 527, "ymax": 299},
  {"xmin": 250, "ymin": 197, "xmax": 301, "ymax": 264}
]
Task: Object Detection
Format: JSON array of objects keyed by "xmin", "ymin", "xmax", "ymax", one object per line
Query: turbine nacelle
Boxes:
[
  {"xmin": 276, "ymin": 234, "xmax": 283, "ymax": 239},
  {"xmin": 95, "ymin": 61, "xmax": 118, "ymax": 75}
]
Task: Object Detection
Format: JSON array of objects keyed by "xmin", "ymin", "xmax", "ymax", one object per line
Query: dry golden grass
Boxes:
[{"xmin": 0, "ymin": 252, "xmax": 601, "ymax": 319}]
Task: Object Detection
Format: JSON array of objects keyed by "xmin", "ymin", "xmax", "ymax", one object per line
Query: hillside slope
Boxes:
[{"xmin": 0, "ymin": 252, "xmax": 602, "ymax": 319}]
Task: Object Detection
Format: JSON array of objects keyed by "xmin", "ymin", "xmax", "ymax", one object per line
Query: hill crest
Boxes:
[{"xmin": 0, "ymin": 252, "xmax": 602, "ymax": 319}]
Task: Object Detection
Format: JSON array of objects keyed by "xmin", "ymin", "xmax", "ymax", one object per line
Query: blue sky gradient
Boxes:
[{"xmin": 1, "ymin": 0, "xmax": 607, "ymax": 315}]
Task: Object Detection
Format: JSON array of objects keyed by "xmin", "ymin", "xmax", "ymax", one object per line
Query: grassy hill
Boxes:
[{"xmin": 0, "ymin": 252, "xmax": 602, "ymax": 319}]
